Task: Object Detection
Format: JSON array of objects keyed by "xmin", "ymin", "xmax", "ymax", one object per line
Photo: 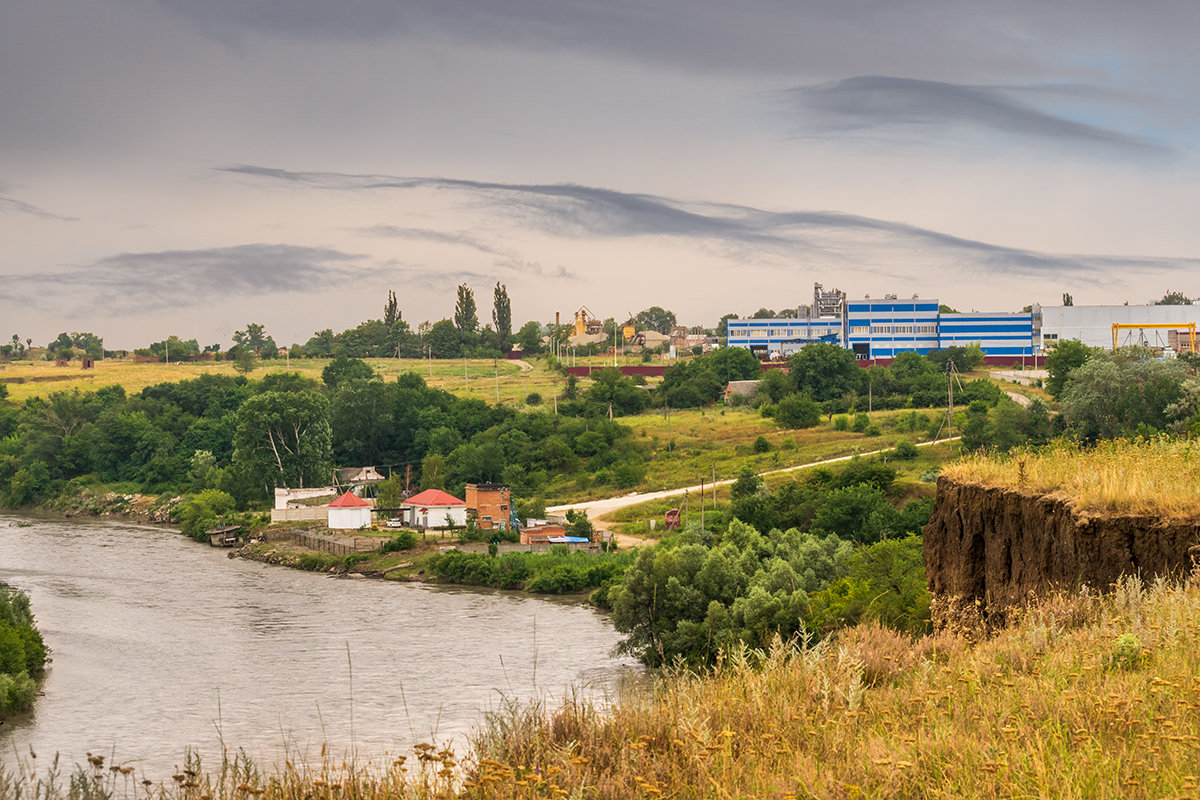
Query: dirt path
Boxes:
[
  {"xmin": 1004, "ymin": 390, "xmax": 1032, "ymax": 407},
  {"xmin": 511, "ymin": 359, "xmax": 534, "ymax": 372},
  {"xmin": 547, "ymin": 436, "xmax": 960, "ymax": 547}
]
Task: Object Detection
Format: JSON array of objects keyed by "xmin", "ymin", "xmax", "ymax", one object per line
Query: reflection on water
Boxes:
[{"xmin": 0, "ymin": 515, "xmax": 638, "ymax": 779}]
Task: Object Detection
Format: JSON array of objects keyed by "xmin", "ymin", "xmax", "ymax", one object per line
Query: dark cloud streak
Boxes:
[
  {"xmin": 220, "ymin": 163, "xmax": 1199, "ymax": 283},
  {"xmin": 781, "ymin": 76, "xmax": 1167, "ymax": 154}
]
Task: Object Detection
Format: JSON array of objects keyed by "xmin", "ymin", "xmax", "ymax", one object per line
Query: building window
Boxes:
[
  {"xmin": 894, "ymin": 325, "xmax": 913, "ymax": 334},
  {"xmin": 871, "ymin": 325, "xmax": 893, "ymax": 335},
  {"xmin": 750, "ymin": 328, "xmax": 768, "ymax": 337},
  {"xmin": 850, "ymin": 326, "xmax": 869, "ymax": 335}
]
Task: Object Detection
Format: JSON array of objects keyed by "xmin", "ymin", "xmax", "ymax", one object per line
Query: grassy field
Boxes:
[
  {"xmin": 0, "ymin": 356, "xmax": 568, "ymax": 406},
  {"xmin": 15, "ymin": 574, "xmax": 1200, "ymax": 799},
  {"xmin": 944, "ymin": 437, "xmax": 1200, "ymax": 519}
]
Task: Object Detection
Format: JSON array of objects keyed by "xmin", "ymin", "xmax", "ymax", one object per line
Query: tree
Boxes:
[
  {"xmin": 454, "ymin": 284, "xmax": 479, "ymax": 333},
  {"xmin": 635, "ymin": 306, "xmax": 677, "ymax": 335},
  {"xmin": 491, "ymin": 282, "xmax": 512, "ymax": 347},
  {"xmin": 1154, "ymin": 290, "xmax": 1193, "ymax": 306},
  {"xmin": 515, "ymin": 321, "xmax": 543, "ymax": 355},
  {"xmin": 774, "ymin": 393, "xmax": 821, "ymax": 429},
  {"xmin": 1062, "ymin": 293, "xmax": 1074, "ymax": 306},
  {"xmin": 232, "ymin": 347, "xmax": 257, "ymax": 374},
  {"xmin": 748, "ymin": 308, "xmax": 777, "ymax": 319},
  {"xmin": 384, "ymin": 290, "xmax": 400, "ymax": 325},
  {"xmin": 427, "ymin": 319, "xmax": 463, "ymax": 358},
  {"xmin": 321, "ymin": 356, "xmax": 377, "ymax": 388},
  {"xmin": 788, "ymin": 343, "xmax": 864, "ymax": 402},
  {"xmin": 232, "ymin": 390, "xmax": 332, "ymax": 491},
  {"xmin": 232, "ymin": 322, "xmax": 276, "ymax": 356},
  {"xmin": 1045, "ymin": 339, "xmax": 1094, "ymax": 398},
  {"xmin": 716, "ymin": 313, "xmax": 739, "ymax": 338}
]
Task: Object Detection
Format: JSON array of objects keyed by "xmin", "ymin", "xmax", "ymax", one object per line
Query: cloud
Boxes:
[
  {"xmin": 0, "ymin": 194, "xmax": 78, "ymax": 221},
  {"xmin": 3, "ymin": 243, "xmax": 372, "ymax": 313},
  {"xmin": 219, "ymin": 164, "xmax": 1200, "ymax": 284},
  {"xmin": 780, "ymin": 76, "xmax": 1167, "ymax": 154},
  {"xmin": 353, "ymin": 225, "xmax": 509, "ymax": 257}
]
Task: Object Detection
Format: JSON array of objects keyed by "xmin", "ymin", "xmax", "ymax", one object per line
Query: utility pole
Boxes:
[{"xmin": 464, "ymin": 356, "xmax": 468, "ymax": 391}]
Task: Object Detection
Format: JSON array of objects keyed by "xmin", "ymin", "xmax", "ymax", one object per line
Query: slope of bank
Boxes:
[{"xmin": 926, "ymin": 439, "xmax": 1200, "ymax": 622}]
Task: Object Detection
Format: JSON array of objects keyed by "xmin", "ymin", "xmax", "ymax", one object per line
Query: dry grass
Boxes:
[
  {"xmin": 943, "ymin": 438, "xmax": 1200, "ymax": 519},
  {"xmin": 0, "ymin": 357, "xmax": 566, "ymax": 407},
  {"xmin": 14, "ymin": 574, "xmax": 1200, "ymax": 799}
]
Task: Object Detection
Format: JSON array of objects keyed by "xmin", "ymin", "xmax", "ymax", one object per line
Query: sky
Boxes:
[{"xmin": 3, "ymin": 0, "xmax": 1200, "ymax": 349}]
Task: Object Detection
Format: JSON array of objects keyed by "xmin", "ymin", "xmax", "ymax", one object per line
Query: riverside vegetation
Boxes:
[{"xmin": 0, "ymin": 583, "xmax": 48, "ymax": 718}]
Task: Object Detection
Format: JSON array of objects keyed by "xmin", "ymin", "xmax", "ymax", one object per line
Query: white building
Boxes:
[
  {"xmin": 1037, "ymin": 304, "xmax": 1200, "ymax": 352},
  {"xmin": 400, "ymin": 489, "xmax": 468, "ymax": 529},
  {"xmin": 327, "ymin": 491, "xmax": 372, "ymax": 530}
]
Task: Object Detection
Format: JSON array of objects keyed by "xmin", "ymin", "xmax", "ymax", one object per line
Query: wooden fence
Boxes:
[{"xmin": 292, "ymin": 531, "xmax": 384, "ymax": 556}]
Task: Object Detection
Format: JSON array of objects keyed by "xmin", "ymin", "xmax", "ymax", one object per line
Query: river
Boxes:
[{"xmin": 0, "ymin": 514, "xmax": 639, "ymax": 780}]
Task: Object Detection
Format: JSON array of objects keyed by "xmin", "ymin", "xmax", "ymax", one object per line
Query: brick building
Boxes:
[{"xmin": 465, "ymin": 483, "xmax": 512, "ymax": 531}]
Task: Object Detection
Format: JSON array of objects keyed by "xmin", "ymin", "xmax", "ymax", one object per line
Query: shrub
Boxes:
[
  {"xmin": 864, "ymin": 424, "xmax": 882, "ymax": 437},
  {"xmin": 525, "ymin": 392, "xmax": 542, "ymax": 406},
  {"xmin": 833, "ymin": 415, "xmax": 849, "ymax": 431},
  {"xmin": 752, "ymin": 435, "xmax": 771, "ymax": 453},
  {"xmin": 380, "ymin": 530, "xmax": 418, "ymax": 553},
  {"xmin": 893, "ymin": 440, "xmax": 919, "ymax": 459},
  {"xmin": 851, "ymin": 412, "xmax": 870, "ymax": 432},
  {"xmin": 774, "ymin": 393, "xmax": 820, "ymax": 429}
]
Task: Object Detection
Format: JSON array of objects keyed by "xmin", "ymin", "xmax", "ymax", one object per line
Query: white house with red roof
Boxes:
[
  {"xmin": 400, "ymin": 489, "xmax": 467, "ymax": 529},
  {"xmin": 327, "ymin": 490, "xmax": 372, "ymax": 530}
]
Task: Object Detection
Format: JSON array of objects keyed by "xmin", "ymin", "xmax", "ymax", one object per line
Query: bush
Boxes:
[
  {"xmin": 525, "ymin": 392, "xmax": 542, "ymax": 406},
  {"xmin": 893, "ymin": 440, "xmax": 919, "ymax": 459},
  {"xmin": 380, "ymin": 530, "xmax": 418, "ymax": 553},
  {"xmin": 864, "ymin": 424, "xmax": 882, "ymax": 437},
  {"xmin": 752, "ymin": 435, "xmax": 771, "ymax": 453},
  {"xmin": 851, "ymin": 412, "xmax": 870, "ymax": 432},
  {"xmin": 774, "ymin": 393, "xmax": 821, "ymax": 429},
  {"xmin": 833, "ymin": 415, "xmax": 849, "ymax": 431}
]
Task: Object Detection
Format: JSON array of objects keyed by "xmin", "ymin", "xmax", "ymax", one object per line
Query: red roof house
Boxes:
[{"xmin": 400, "ymin": 489, "xmax": 467, "ymax": 529}]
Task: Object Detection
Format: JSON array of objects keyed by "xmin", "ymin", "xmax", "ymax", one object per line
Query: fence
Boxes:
[
  {"xmin": 292, "ymin": 531, "xmax": 384, "ymax": 556},
  {"xmin": 271, "ymin": 507, "xmax": 329, "ymax": 523}
]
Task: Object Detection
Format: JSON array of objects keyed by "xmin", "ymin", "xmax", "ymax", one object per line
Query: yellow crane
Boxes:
[{"xmin": 1111, "ymin": 322, "xmax": 1196, "ymax": 352}]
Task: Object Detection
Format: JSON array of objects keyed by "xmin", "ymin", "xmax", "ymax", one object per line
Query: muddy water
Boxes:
[{"xmin": 0, "ymin": 515, "xmax": 638, "ymax": 779}]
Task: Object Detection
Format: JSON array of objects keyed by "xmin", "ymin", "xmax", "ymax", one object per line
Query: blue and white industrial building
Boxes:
[{"xmin": 727, "ymin": 289, "xmax": 1036, "ymax": 362}]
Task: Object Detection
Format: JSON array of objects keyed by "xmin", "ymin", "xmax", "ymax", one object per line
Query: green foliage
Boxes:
[
  {"xmin": 851, "ymin": 413, "xmax": 870, "ymax": 432},
  {"xmin": 429, "ymin": 549, "xmax": 633, "ymax": 594},
  {"xmin": 833, "ymin": 415, "xmax": 849, "ymax": 431},
  {"xmin": 525, "ymin": 392, "xmax": 542, "ymax": 406},
  {"xmin": 788, "ymin": 343, "xmax": 863, "ymax": 403},
  {"xmin": 752, "ymin": 435, "xmax": 771, "ymax": 453},
  {"xmin": 380, "ymin": 530, "xmax": 418, "ymax": 552},
  {"xmin": 321, "ymin": 356, "xmax": 377, "ymax": 388},
  {"xmin": 454, "ymin": 283, "xmax": 479, "ymax": 333},
  {"xmin": 774, "ymin": 393, "xmax": 820, "ymax": 429},
  {"xmin": 806, "ymin": 536, "xmax": 931, "ymax": 635},
  {"xmin": 635, "ymin": 306, "xmax": 677, "ymax": 335},
  {"xmin": 232, "ymin": 390, "xmax": 333, "ymax": 492},
  {"xmin": 1045, "ymin": 339, "xmax": 1095, "ymax": 398},
  {"xmin": 0, "ymin": 584, "xmax": 48, "ymax": 718},
  {"xmin": 1059, "ymin": 350, "xmax": 1199, "ymax": 441},
  {"xmin": 892, "ymin": 440, "xmax": 919, "ymax": 459},
  {"xmin": 1107, "ymin": 633, "xmax": 1146, "ymax": 670},
  {"xmin": 176, "ymin": 489, "xmax": 237, "ymax": 541},
  {"xmin": 585, "ymin": 368, "xmax": 650, "ymax": 416}
]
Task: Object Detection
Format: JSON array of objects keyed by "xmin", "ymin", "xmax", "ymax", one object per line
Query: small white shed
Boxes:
[{"xmin": 328, "ymin": 491, "xmax": 372, "ymax": 530}]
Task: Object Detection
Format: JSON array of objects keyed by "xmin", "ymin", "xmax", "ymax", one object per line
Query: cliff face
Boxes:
[{"xmin": 923, "ymin": 477, "xmax": 1200, "ymax": 620}]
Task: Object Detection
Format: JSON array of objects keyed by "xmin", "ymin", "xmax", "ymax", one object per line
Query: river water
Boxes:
[{"xmin": 0, "ymin": 514, "xmax": 639, "ymax": 780}]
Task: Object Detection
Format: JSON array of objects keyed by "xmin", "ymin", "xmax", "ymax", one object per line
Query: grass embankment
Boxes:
[
  {"xmin": 239, "ymin": 530, "xmax": 630, "ymax": 598},
  {"xmin": 944, "ymin": 438, "xmax": 1200, "ymax": 519},
  {"xmin": 15, "ymin": 575, "xmax": 1200, "ymax": 799}
]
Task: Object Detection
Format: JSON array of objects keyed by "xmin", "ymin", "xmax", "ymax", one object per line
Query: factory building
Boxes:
[
  {"xmin": 727, "ymin": 284, "xmax": 1200, "ymax": 362},
  {"xmin": 726, "ymin": 286, "xmax": 1036, "ymax": 362}
]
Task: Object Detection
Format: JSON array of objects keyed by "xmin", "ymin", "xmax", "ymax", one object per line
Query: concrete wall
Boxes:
[{"xmin": 270, "ymin": 507, "xmax": 329, "ymax": 523}]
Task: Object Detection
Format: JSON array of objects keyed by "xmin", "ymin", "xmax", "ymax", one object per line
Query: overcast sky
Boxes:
[{"xmin": 3, "ymin": 0, "xmax": 1199, "ymax": 349}]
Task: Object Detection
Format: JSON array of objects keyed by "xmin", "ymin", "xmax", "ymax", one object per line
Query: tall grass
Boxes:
[
  {"xmin": 943, "ymin": 437, "xmax": 1200, "ymax": 518},
  {"xmin": 12, "ymin": 575, "xmax": 1200, "ymax": 798}
]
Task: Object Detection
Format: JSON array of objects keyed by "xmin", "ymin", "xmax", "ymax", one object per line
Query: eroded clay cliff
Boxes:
[{"xmin": 923, "ymin": 477, "xmax": 1200, "ymax": 621}]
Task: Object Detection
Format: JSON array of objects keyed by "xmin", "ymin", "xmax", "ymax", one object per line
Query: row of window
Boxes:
[{"xmin": 849, "ymin": 324, "xmax": 937, "ymax": 336}]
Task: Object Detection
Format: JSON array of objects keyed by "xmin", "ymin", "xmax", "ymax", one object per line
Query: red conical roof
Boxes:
[
  {"xmin": 404, "ymin": 489, "xmax": 466, "ymax": 507},
  {"xmin": 328, "ymin": 490, "xmax": 371, "ymax": 508}
]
